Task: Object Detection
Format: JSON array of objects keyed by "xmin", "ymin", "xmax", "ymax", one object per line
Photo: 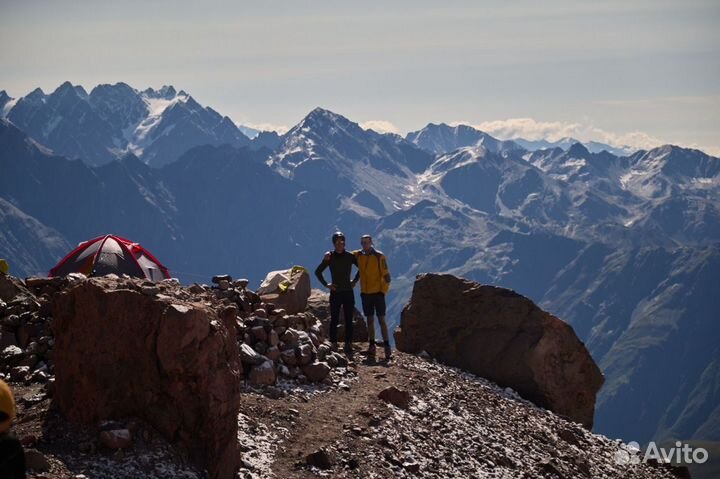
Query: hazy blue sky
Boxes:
[{"xmin": 1, "ymin": 0, "xmax": 718, "ymax": 153}]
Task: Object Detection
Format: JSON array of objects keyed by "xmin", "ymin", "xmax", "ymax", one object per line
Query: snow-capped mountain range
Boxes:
[
  {"xmin": 512, "ymin": 136, "xmax": 635, "ymax": 156},
  {"xmin": 2, "ymin": 82, "xmax": 720, "ymax": 451},
  {"xmin": 2, "ymin": 82, "xmax": 639, "ymax": 170},
  {"xmin": 0, "ymin": 82, "xmax": 252, "ymax": 166},
  {"xmin": 405, "ymin": 122, "xmax": 636, "ymax": 157}
]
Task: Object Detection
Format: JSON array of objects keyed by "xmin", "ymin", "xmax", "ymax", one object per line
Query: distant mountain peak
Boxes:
[
  {"xmin": 55, "ymin": 80, "xmax": 74, "ymax": 92},
  {"xmin": 406, "ymin": 122, "xmax": 520, "ymax": 155},
  {"xmin": 142, "ymin": 85, "xmax": 178, "ymax": 100},
  {"xmin": 89, "ymin": 82, "xmax": 136, "ymax": 96},
  {"xmin": 303, "ymin": 106, "xmax": 346, "ymax": 123},
  {"xmin": 293, "ymin": 107, "xmax": 356, "ymax": 135},
  {"xmin": 26, "ymin": 87, "xmax": 47, "ymax": 100},
  {"xmin": 54, "ymin": 81, "xmax": 88, "ymax": 98},
  {"xmin": 308, "ymin": 106, "xmax": 334, "ymax": 116},
  {"xmin": 567, "ymin": 142, "xmax": 590, "ymax": 157},
  {"xmin": 640, "ymin": 144, "xmax": 719, "ymax": 174},
  {"xmin": 648, "ymin": 144, "xmax": 691, "ymax": 156},
  {"xmin": 425, "ymin": 122, "xmax": 450, "ymax": 129},
  {"xmin": 422, "ymin": 122, "xmax": 474, "ymax": 132}
]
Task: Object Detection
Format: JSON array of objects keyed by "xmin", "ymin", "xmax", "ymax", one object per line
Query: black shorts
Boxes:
[{"xmin": 361, "ymin": 293, "xmax": 386, "ymax": 317}]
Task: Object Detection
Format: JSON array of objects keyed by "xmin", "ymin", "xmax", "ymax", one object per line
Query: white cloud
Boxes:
[
  {"xmin": 597, "ymin": 130, "xmax": 663, "ymax": 151},
  {"xmin": 451, "ymin": 117, "xmax": 666, "ymax": 151},
  {"xmin": 461, "ymin": 118, "xmax": 581, "ymax": 143},
  {"xmin": 360, "ymin": 120, "xmax": 400, "ymax": 134}
]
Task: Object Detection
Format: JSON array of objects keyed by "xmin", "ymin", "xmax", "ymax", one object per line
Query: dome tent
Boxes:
[{"xmin": 50, "ymin": 234, "xmax": 170, "ymax": 281}]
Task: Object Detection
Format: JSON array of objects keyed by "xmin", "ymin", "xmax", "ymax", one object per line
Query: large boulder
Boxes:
[
  {"xmin": 257, "ymin": 266, "xmax": 311, "ymax": 314},
  {"xmin": 395, "ymin": 274, "xmax": 604, "ymax": 429},
  {"xmin": 306, "ymin": 289, "xmax": 368, "ymax": 342},
  {"xmin": 52, "ymin": 277, "xmax": 241, "ymax": 479}
]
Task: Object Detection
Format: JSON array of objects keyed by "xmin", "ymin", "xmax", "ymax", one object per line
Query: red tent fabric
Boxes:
[{"xmin": 49, "ymin": 234, "xmax": 170, "ymax": 281}]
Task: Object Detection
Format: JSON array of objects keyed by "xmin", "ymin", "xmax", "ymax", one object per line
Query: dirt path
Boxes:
[{"xmin": 239, "ymin": 350, "xmax": 412, "ymax": 477}]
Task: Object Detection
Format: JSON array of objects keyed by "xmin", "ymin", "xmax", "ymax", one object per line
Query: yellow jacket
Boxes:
[{"xmin": 353, "ymin": 249, "xmax": 391, "ymax": 294}]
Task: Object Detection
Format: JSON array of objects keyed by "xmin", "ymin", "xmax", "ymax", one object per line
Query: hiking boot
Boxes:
[
  {"xmin": 383, "ymin": 342, "xmax": 392, "ymax": 361},
  {"xmin": 344, "ymin": 343, "xmax": 354, "ymax": 359},
  {"xmin": 367, "ymin": 343, "xmax": 377, "ymax": 359}
]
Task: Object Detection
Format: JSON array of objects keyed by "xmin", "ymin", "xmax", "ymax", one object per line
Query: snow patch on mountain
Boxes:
[
  {"xmin": 127, "ymin": 91, "xmax": 190, "ymax": 155},
  {"xmin": 1, "ymin": 97, "xmax": 18, "ymax": 117}
]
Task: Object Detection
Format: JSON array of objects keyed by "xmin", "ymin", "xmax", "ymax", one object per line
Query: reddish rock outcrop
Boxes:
[
  {"xmin": 394, "ymin": 273, "xmax": 604, "ymax": 429},
  {"xmin": 52, "ymin": 277, "xmax": 241, "ymax": 479}
]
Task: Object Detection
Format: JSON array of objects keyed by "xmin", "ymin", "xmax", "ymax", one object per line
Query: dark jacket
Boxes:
[{"xmin": 314, "ymin": 250, "xmax": 359, "ymax": 291}]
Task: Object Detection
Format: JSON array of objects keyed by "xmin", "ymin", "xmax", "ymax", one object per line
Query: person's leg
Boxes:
[
  {"xmin": 378, "ymin": 315, "xmax": 389, "ymax": 344},
  {"xmin": 361, "ymin": 293, "xmax": 377, "ymax": 356},
  {"xmin": 329, "ymin": 291, "xmax": 341, "ymax": 348},
  {"xmin": 366, "ymin": 315, "xmax": 376, "ymax": 356},
  {"xmin": 342, "ymin": 291, "xmax": 355, "ymax": 355},
  {"xmin": 376, "ymin": 294, "xmax": 391, "ymax": 360},
  {"xmin": 379, "ymin": 315, "xmax": 391, "ymax": 359}
]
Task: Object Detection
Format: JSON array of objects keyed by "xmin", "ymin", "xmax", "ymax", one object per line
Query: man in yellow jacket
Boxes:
[{"xmin": 353, "ymin": 234, "xmax": 392, "ymax": 360}]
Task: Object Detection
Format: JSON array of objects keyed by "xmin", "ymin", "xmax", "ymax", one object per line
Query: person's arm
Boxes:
[
  {"xmin": 314, "ymin": 253, "xmax": 331, "ymax": 288},
  {"xmin": 351, "ymin": 252, "xmax": 360, "ymax": 287},
  {"xmin": 381, "ymin": 255, "xmax": 391, "ymax": 284}
]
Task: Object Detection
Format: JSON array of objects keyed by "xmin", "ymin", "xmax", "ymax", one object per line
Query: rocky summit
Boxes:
[{"xmin": 0, "ymin": 272, "xmax": 689, "ymax": 478}]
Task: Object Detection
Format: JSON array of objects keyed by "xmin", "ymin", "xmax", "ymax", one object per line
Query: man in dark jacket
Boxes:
[{"xmin": 314, "ymin": 231, "xmax": 359, "ymax": 357}]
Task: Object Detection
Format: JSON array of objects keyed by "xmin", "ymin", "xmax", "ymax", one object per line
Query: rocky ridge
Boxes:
[{"xmin": 0, "ymin": 272, "xmax": 689, "ymax": 478}]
